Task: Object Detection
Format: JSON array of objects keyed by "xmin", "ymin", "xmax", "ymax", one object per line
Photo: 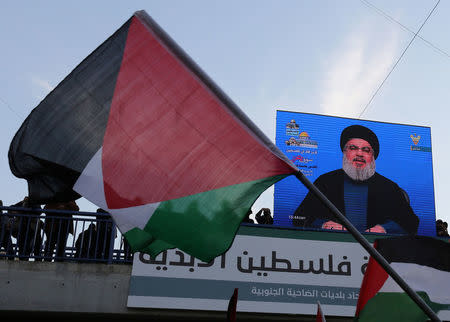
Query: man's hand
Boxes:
[
  {"xmin": 322, "ymin": 221, "xmax": 346, "ymax": 230},
  {"xmin": 365, "ymin": 225, "xmax": 386, "ymax": 233}
]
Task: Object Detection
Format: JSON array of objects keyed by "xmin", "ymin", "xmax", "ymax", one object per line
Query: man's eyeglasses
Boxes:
[{"xmin": 345, "ymin": 145, "xmax": 372, "ymax": 154}]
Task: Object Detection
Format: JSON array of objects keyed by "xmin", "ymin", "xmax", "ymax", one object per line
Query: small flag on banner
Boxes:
[
  {"xmin": 355, "ymin": 236, "xmax": 450, "ymax": 321},
  {"xmin": 227, "ymin": 288, "xmax": 238, "ymax": 322},
  {"xmin": 316, "ymin": 301, "xmax": 326, "ymax": 322}
]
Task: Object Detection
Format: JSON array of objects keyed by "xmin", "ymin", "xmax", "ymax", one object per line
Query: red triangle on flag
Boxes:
[{"xmin": 102, "ymin": 16, "xmax": 294, "ymax": 209}]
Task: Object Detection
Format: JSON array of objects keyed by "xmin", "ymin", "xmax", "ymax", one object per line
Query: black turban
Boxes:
[{"xmin": 340, "ymin": 125, "xmax": 379, "ymax": 159}]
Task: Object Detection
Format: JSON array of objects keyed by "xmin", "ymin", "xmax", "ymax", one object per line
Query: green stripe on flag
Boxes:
[
  {"xmin": 124, "ymin": 227, "xmax": 154, "ymax": 250},
  {"xmin": 126, "ymin": 174, "xmax": 290, "ymax": 262},
  {"xmin": 357, "ymin": 291, "xmax": 448, "ymax": 322},
  {"xmin": 124, "ymin": 228, "xmax": 175, "ymax": 254}
]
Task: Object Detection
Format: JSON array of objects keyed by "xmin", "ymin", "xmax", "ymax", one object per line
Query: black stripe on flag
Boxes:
[
  {"xmin": 377, "ymin": 236, "xmax": 450, "ymax": 272},
  {"xmin": 9, "ymin": 18, "xmax": 132, "ymax": 202}
]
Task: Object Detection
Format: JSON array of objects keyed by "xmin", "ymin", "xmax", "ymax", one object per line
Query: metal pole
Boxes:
[{"xmin": 295, "ymin": 171, "xmax": 441, "ymax": 322}]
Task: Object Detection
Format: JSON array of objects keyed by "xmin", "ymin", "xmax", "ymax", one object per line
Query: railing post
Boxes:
[{"xmin": 107, "ymin": 220, "xmax": 116, "ymax": 264}]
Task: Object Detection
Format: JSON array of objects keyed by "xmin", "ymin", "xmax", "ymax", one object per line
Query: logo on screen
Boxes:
[
  {"xmin": 285, "ymin": 131, "xmax": 318, "ymax": 148},
  {"xmin": 410, "ymin": 133, "xmax": 431, "ymax": 152},
  {"xmin": 286, "ymin": 119, "xmax": 300, "ymax": 136},
  {"xmin": 410, "ymin": 134, "xmax": 421, "ymax": 145},
  {"xmin": 292, "ymin": 155, "xmax": 313, "ymax": 163}
]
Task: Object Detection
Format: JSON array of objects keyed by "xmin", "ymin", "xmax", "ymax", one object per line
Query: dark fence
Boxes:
[
  {"xmin": 0, "ymin": 206, "xmax": 133, "ymax": 263},
  {"xmin": 1, "ymin": 205, "xmax": 424, "ymax": 264}
]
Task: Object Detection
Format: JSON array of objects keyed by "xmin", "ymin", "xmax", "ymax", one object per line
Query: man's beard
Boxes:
[{"xmin": 342, "ymin": 155, "xmax": 376, "ymax": 181}]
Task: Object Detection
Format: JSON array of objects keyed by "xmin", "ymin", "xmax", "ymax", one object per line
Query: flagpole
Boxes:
[{"xmin": 295, "ymin": 171, "xmax": 441, "ymax": 322}]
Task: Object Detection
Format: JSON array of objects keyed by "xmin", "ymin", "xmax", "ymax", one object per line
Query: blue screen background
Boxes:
[{"xmin": 274, "ymin": 111, "xmax": 436, "ymax": 236}]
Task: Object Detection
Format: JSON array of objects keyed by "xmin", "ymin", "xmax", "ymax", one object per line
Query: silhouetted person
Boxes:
[
  {"xmin": 96, "ymin": 208, "xmax": 116, "ymax": 261},
  {"xmin": 122, "ymin": 237, "xmax": 133, "ymax": 262},
  {"xmin": 0, "ymin": 200, "xmax": 14, "ymax": 260},
  {"xmin": 75, "ymin": 223, "xmax": 97, "ymax": 262},
  {"xmin": 44, "ymin": 200, "xmax": 78, "ymax": 261},
  {"xmin": 437, "ymin": 219, "xmax": 449, "ymax": 237},
  {"xmin": 9, "ymin": 197, "xmax": 42, "ymax": 261},
  {"xmin": 242, "ymin": 209, "xmax": 254, "ymax": 224},
  {"xmin": 255, "ymin": 208, "xmax": 273, "ymax": 225}
]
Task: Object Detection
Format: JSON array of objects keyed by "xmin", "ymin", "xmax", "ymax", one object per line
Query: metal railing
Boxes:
[
  {"xmin": 0, "ymin": 206, "xmax": 133, "ymax": 263},
  {"xmin": 1, "ymin": 205, "xmax": 424, "ymax": 264}
]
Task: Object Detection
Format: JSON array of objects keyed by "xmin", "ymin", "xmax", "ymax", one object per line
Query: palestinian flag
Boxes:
[
  {"xmin": 227, "ymin": 288, "xmax": 238, "ymax": 322},
  {"xmin": 316, "ymin": 301, "xmax": 326, "ymax": 322},
  {"xmin": 355, "ymin": 236, "xmax": 450, "ymax": 321},
  {"xmin": 8, "ymin": 11, "xmax": 297, "ymax": 262}
]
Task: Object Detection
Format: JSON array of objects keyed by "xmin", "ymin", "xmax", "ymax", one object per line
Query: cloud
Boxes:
[
  {"xmin": 31, "ymin": 76, "xmax": 54, "ymax": 100},
  {"xmin": 319, "ymin": 23, "xmax": 401, "ymax": 118}
]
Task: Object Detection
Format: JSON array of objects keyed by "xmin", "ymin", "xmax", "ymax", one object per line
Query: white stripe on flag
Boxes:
[
  {"xmin": 74, "ymin": 148, "xmax": 160, "ymax": 232},
  {"xmin": 379, "ymin": 262, "xmax": 450, "ymax": 304}
]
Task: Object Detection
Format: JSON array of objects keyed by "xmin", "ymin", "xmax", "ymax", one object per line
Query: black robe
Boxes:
[{"xmin": 293, "ymin": 169, "xmax": 419, "ymax": 234}]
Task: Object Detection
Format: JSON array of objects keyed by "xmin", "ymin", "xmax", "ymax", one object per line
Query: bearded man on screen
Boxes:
[{"xmin": 293, "ymin": 125, "xmax": 419, "ymax": 235}]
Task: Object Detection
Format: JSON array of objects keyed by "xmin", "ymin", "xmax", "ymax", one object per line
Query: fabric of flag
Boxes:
[
  {"xmin": 316, "ymin": 301, "xmax": 326, "ymax": 322},
  {"xmin": 8, "ymin": 10, "xmax": 297, "ymax": 262},
  {"xmin": 355, "ymin": 236, "xmax": 450, "ymax": 322},
  {"xmin": 227, "ymin": 288, "xmax": 238, "ymax": 322}
]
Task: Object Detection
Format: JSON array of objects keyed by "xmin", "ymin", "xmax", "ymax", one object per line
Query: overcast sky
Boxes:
[{"xmin": 1, "ymin": 0, "xmax": 449, "ymax": 225}]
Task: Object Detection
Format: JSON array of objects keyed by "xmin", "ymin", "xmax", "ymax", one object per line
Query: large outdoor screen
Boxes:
[{"xmin": 274, "ymin": 110, "xmax": 436, "ymax": 237}]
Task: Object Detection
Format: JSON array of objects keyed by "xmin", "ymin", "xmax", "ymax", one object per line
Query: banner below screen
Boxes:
[{"xmin": 128, "ymin": 227, "xmax": 373, "ymax": 316}]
